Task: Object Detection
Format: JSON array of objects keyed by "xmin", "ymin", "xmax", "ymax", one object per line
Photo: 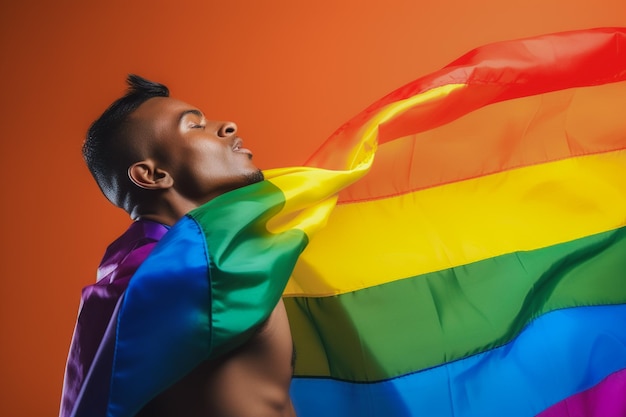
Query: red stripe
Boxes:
[{"xmin": 306, "ymin": 28, "xmax": 626, "ymax": 170}]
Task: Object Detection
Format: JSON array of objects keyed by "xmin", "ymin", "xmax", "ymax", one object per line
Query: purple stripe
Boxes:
[
  {"xmin": 536, "ymin": 368, "xmax": 626, "ymax": 417},
  {"xmin": 61, "ymin": 220, "xmax": 169, "ymax": 417}
]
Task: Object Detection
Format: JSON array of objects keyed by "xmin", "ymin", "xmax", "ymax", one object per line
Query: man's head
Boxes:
[{"xmin": 83, "ymin": 75, "xmax": 263, "ymax": 223}]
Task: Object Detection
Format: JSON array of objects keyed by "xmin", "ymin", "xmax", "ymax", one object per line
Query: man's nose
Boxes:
[{"xmin": 218, "ymin": 121, "xmax": 238, "ymax": 137}]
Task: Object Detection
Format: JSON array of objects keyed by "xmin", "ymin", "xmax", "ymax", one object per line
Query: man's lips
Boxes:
[{"xmin": 232, "ymin": 137, "xmax": 253, "ymax": 156}]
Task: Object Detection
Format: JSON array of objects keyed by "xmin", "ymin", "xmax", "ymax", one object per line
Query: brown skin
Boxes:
[
  {"xmin": 124, "ymin": 97, "xmax": 263, "ymax": 224},
  {"xmin": 121, "ymin": 97, "xmax": 296, "ymax": 416}
]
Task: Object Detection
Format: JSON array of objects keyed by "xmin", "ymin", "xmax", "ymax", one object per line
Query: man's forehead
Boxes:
[{"xmin": 126, "ymin": 98, "xmax": 203, "ymax": 144}]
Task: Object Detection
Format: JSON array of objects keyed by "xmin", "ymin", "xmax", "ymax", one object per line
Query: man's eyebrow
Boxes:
[{"xmin": 178, "ymin": 109, "xmax": 204, "ymax": 124}]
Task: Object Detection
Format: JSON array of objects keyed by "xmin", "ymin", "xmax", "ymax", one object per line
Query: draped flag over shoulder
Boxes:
[{"xmin": 72, "ymin": 27, "xmax": 626, "ymax": 417}]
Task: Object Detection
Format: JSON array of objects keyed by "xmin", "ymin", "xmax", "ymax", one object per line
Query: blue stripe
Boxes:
[
  {"xmin": 290, "ymin": 303, "xmax": 626, "ymax": 417},
  {"xmin": 107, "ymin": 215, "xmax": 211, "ymax": 417}
]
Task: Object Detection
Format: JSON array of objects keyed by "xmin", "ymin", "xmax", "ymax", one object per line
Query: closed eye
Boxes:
[{"xmin": 191, "ymin": 124, "xmax": 205, "ymax": 129}]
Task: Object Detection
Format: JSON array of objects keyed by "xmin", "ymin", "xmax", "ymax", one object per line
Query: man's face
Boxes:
[{"xmin": 130, "ymin": 97, "xmax": 263, "ymax": 204}]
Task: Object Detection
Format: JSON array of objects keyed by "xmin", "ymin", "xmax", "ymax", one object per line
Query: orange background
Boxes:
[{"xmin": 0, "ymin": 1, "xmax": 623, "ymax": 415}]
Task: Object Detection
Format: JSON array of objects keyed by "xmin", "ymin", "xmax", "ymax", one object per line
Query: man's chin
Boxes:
[{"xmin": 244, "ymin": 169, "xmax": 265, "ymax": 185}]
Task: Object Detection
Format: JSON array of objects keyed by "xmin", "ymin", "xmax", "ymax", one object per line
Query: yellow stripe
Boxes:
[{"xmin": 284, "ymin": 149, "xmax": 626, "ymax": 296}]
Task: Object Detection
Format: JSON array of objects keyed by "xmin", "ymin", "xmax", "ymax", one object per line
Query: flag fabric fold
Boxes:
[{"xmin": 68, "ymin": 27, "xmax": 626, "ymax": 416}]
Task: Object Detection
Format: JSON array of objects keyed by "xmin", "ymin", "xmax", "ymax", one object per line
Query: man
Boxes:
[{"xmin": 61, "ymin": 74, "xmax": 297, "ymax": 417}]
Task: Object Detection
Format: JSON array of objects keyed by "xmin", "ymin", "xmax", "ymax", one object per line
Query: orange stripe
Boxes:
[{"xmin": 338, "ymin": 81, "xmax": 626, "ymax": 203}]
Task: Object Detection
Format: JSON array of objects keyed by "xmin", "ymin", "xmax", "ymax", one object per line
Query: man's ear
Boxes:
[{"xmin": 128, "ymin": 159, "xmax": 173, "ymax": 190}]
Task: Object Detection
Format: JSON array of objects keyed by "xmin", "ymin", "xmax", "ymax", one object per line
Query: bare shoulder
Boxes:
[{"xmin": 138, "ymin": 300, "xmax": 296, "ymax": 417}]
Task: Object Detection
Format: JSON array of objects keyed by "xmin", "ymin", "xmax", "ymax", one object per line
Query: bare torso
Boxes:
[{"xmin": 137, "ymin": 300, "xmax": 296, "ymax": 417}]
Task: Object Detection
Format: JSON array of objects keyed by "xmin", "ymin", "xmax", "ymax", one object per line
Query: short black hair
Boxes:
[{"xmin": 83, "ymin": 74, "xmax": 169, "ymax": 207}]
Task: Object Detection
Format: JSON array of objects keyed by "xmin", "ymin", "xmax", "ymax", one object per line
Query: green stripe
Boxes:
[
  {"xmin": 190, "ymin": 181, "xmax": 309, "ymax": 357},
  {"xmin": 285, "ymin": 226, "xmax": 626, "ymax": 382}
]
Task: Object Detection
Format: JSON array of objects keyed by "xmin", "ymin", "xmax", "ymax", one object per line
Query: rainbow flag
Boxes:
[
  {"xmin": 78, "ymin": 27, "xmax": 626, "ymax": 416},
  {"xmin": 284, "ymin": 27, "xmax": 626, "ymax": 416}
]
